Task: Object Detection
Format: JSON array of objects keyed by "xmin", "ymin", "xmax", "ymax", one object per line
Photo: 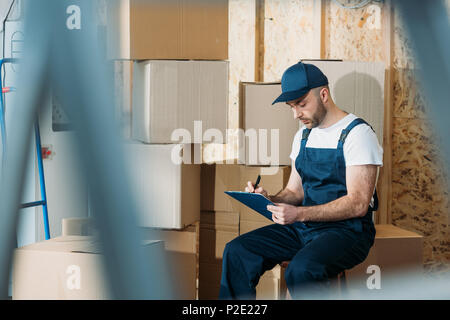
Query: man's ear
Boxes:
[{"xmin": 320, "ymin": 87, "xmax": 329, "ymax": 104}]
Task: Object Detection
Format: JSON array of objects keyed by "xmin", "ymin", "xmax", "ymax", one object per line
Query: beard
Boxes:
[{"xmin": 304, "ymin": 99, "xmax": 327, "ymax": 128}]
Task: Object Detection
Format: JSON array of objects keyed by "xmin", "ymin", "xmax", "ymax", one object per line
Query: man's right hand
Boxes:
[{"xmin": 245, "ymin": 181, "xmax": 269, "ymax": 198}]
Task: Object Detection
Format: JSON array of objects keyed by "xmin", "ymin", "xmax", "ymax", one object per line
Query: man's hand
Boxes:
[
  {"xmin": 267, "ymin": 203, "xmax": 300, "ymax": 225},
  {"xmin": 245, "ymin": 181, "xmax": 269, "ymax": 198}
]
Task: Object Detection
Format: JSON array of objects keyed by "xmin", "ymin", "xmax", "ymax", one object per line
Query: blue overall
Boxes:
[{"xmin": 219, "ymin": 118, "xmax": 377, "ymax": 300}]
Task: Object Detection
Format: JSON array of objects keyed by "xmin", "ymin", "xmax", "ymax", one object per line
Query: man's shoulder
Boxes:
[{"xmin": 345, "ymin": 120, "xmax": 380, "ymax": 147}]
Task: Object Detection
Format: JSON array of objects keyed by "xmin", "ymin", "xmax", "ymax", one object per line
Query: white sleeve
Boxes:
[
  {"xmin": 343, "ymin": 124, "xmax": 383, "ymax": 167},
  {"xmin": 290, "ymin": 129, "xmax": 303, "ymax": 161}
]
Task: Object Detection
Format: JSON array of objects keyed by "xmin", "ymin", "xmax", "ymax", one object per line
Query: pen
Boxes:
[{"xmin": 253, "ymin": 174, "xmax": 261, "ymax": 192}]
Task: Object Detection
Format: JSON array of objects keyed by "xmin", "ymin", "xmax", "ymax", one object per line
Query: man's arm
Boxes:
[{"xmin": 267, "ymin": 164, "xmax": 378, "ymax": 225}]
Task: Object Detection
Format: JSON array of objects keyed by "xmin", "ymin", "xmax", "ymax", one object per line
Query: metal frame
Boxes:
[{"xmin": 0, "ymin": 58, "xmax": 51, "ymax": 240}]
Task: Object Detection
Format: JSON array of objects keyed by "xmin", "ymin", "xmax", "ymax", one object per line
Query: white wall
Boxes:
[{"xmin": 37, "ymin": 95, "xmax": 89, "ymax": 241}]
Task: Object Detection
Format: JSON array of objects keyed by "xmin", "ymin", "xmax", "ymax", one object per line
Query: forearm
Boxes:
[
  {"xmin": 297, "ymin": 195, "xmax": 367, "ymax": 223},
  {"xmin": 269, "ymin": 188, "xmax": 303, "ymax": 206}
]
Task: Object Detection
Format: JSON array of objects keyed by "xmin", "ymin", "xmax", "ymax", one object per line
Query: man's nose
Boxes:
[{"xmin": 293, "ymin": 107, "xmax": 302, "ymax": 119}]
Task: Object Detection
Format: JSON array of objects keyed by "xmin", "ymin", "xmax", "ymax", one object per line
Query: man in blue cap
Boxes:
[{"xmin": 219, "ymin": 62, "xmax": 383, "ymax": 299}]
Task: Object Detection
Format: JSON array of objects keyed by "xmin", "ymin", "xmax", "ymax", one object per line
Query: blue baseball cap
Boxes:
[{"xmin": 272, "ymin": 62, "xmax": 328, "ymax": 105}]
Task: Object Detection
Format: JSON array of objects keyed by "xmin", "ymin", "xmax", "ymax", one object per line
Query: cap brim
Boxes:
[{"xmin": 272, "ymin": 87, "xmax": 309, "ymax": 105}]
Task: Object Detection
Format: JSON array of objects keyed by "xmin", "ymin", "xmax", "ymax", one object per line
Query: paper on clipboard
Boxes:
[{"xmin": 224, "ymin": 191, "xmax": 275, "ymax": 221}]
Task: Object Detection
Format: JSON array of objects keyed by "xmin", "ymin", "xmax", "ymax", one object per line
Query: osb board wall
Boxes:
[
  {"xmin": 391, "ymin": 5, "xmax": 450, "ymax": 275},
  {"xmin": 263, "ymin": 0, "xmax": 319, "ymax": 82},
  {"xmin": 323, "ymin": 1, "xmax": 385, "ymax": 61}
]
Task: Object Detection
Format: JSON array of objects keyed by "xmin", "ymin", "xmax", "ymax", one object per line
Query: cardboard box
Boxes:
[
  {"xmin": 239, "ymin": 166, "xmax": 291, "ymax": 223},
  {"xmin": 107, "ymin": 0, "xmax": 228, "ymax": 60},
  {"xmin": 59, "ymin": 218, "xmax": 199, "ymax": 299},
  {"xmin": 198, "ymin": 262, "xmax": 287, "ymax": 300},
  {"xmin": 198, "ymin": 211, "xmax": 282, "ymax": 300},
  {"xmin": 198, "ymin": 211, "xmax": 238, "ymax": 299},
  {"xmin": 200, "ymin": 211, "xmax": 239, "ymax": 264},
  {"xmin": 124, "ymin": 143, "xmax": 200, "ymax": 229},
  {"xmin": 132, "ymin": 60, "xmax": 228, "ymax": 144},
  {"xmin": 345, "ymin": 224, "xmax": 423, "ymax": 292},
  {"xmin": 199, "ymin": 262, "xmax": 222, "ymax": 300},
  {"xmin": 62, "ymin": 217, "xmax": 97, "ymax": 237},
  {"xmin": 299, "ymin": 60, "xmax": 385, "ymax": 145},
  {"xmin": 12, "ymin": 236, "xmax": 164, "ymax": 300},
  {"xmin": 201, "ymin": 164, "xmax": 241, "ymax": 212},
  {"xmin": 256, "ymin": 265, "xmax": 287, "ymax": 300},
  {"xmin": 240, "ymin": 82, "xmax": 300, "ymax": 166},
  {"xmin": 140, "ymin": 224, "xmax": 199, "ymax": 299},
  {"xmin": 198, "ymin": 281, "xmax": 221, "ymax": 300}
]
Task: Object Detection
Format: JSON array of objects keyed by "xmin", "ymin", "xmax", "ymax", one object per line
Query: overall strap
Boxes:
[
  {"xmin": 337, "ymin": 118, "xmax": 373, "ymax": 149},
  {"xmin": 301, "ymin": 128, "xmax": 312, "ymax": 149}
]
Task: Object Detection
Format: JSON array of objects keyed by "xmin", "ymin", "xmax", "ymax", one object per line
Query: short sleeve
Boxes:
[
  {"xmin": 343, "ymin": 124, "xmax": 383, "ymax": 167},
  {"xmin": 290, "ymin": 129, "xmax": 303, "ymax": 161}
]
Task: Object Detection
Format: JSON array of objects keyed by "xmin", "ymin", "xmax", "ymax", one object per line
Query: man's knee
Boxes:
[
  {"xmin": 223, "ymin": 236, "xmax": 247, "ymax": 258},
  {"xmin": 284, "ymin": 259, "xmax": 328, "ymax": 285}
]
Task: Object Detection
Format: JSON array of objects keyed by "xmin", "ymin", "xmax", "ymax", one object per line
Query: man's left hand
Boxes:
[{"xmin": 267, "ymin": 203, "xmax": 301, "ymax": 225}]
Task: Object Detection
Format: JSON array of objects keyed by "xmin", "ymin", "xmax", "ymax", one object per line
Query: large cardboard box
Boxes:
[
  {"xmin": 239, "ymin": 166, "xmax": 291, "ymax": 224},
  {"xmin": 132, "ymin": 60, "xmax": 228, "ymax": 144},
  {"xmin": 12, "ymin": 236, "xmax": 164, "ymax": 300},
  {"xmin": 124, "ymin": 143, "xmax": 200, "ymax": 229},
  {"xmin": 240, "ymin": 82, "xmax": 300, "ymax": 166},
  {"xmin": 199, "ymin": 211, "xmax": 239, "ymax": 264},
  {"xmin": 201, "ymin": 164, "xmax": 241, "ymax": 212},
  {"xmin": 345, "ymin": 224, "xmax": 423, "ymax": 293},
  {"xmin": 107, "ymin": 0, "xmax": 229, "ymax": 60},
  {"xmin": 239, "ymin": 220, "xmax": 273, "ymax": 235}
]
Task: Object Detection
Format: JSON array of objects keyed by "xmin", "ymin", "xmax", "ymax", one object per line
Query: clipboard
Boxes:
[{"xmin": 224, "ymin": 191, "xmax": 274, "ymax": 221}]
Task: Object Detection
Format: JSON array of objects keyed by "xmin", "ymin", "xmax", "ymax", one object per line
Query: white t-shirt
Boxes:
[{"xmin": 289, "ymin": 113, "xmax": 383, "ymax": 167}]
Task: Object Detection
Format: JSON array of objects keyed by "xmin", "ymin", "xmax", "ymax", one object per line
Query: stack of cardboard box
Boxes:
[
  {"xmin": 107, "ymin": 0, "xmax": 230, "ymax": 300},
  {"xmin": 198, "ymin": 163, "xmax": 291, "ymax": 299},
  {"xmin": 108, "ymin": 0, "xmax": 229, "ymax": 230},
  {"xmin": 199, "ymin": 164, "xmax": 240, "ymax": 299}
]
